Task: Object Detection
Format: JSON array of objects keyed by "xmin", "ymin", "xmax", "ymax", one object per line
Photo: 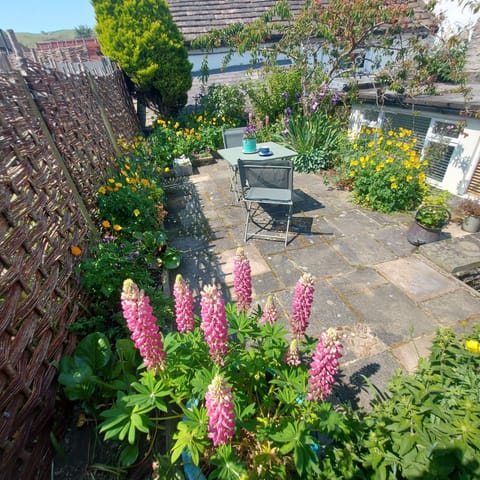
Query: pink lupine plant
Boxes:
[
  {"xmin": 284, "ymin": 338, "xmax": 301, "ymax": 366},
  {"xmin": 291, "ymin": 273, "xmax": 315, "ymax": 338},
  {"xmin": 259, "ymin": 295, "xmax": 278, "ymax": 325},
  {"xmin": 307, "ymin": 328, "xmax": 343, "ymax": 401},
  {"xmin": 173, "ymin": 274, "xmax": 195, "ymax": 333},
  {"xmin": 205, "ymin": 373, "xmax": 236, "ymax": 447},
  {"xmin": 200, "ymin": 284, "xmax": 229, "ymax": 365},
  {"xmin": 121, "ymin": 279, "xmax": 166, "ymax": 372},
  {"xmin": 233, "ymin": 247, "xmax": 252, "ymax": 312}
]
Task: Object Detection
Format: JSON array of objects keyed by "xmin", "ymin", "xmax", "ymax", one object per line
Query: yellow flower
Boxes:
[
  {"xmin": 349, "ymin": 171, "xmax": 356, "ymax": 177},
  {"xmin": 367, "ymin": 141, "xmax": 374, "ymax": 148},
  {"xmin": 406, "ymin": 175, "xmax": 413, "ymax": 182},
  {"xmin": 391, "ymin": 183, "xmax": 398, "ymax": 189},
  {"xmin": 350, "ymin": 159, "xmax": 359, "ymax": 166},
  {"xmin": 113, "ymin": 224, "xmax": 122, "ymax": 231},
  {"xmin": 98, "ymin": 186, "xmax": 107, "ymax": 194},
  {"xmin": 133, "ymin": 209, "xmax": 141, "ymax": 217},
  {"xmin": 465, "ymin": 339, "xmax": 480, "ymax": 353},
  {"xmin": 389, "ymin": 175, "xmax": 396, "ymax": 182},
  {"xmin": 141, "ymin": 178, "xmax": 150, "ymax": 186},
  {"xmin": 164, "ymin": 167, "xmax": 170, "ymax": 173},
  {"xmin": 70, "ymin": 246, "xmax": 82, "ymax": 256},
  {"xmin": 174, "ymin": 122, "xmax": 179, "ymax": 129},
  {"xmin": 102, "ymin": 220, "xmax": 111, "ymax": 228},
  {"xmin": 108, "ymin": 178, "xmax": 115, "ymax": 184},
  {"xmin": 115, "ymin": 182, "xmax": 122, "ymax": 188}
]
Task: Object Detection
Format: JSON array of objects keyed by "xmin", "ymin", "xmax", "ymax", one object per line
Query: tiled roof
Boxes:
[{"xmin": 167, "ymin": 0, "xmax": 435, "ymax": 43}]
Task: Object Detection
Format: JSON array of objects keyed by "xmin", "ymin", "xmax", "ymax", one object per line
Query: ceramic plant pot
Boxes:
[{"xmin": 242, "ymin": 137, "xmax": 257, "ymax": 153}]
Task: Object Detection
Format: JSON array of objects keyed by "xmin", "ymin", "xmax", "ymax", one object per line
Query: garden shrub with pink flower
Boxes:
[
  {"xmin": 94, "ymin": 248, "xmax": 346, "ymax": 479},
  {"xmin": 346, "ymin": 127, "xmax": 429, "ymax": 213}
]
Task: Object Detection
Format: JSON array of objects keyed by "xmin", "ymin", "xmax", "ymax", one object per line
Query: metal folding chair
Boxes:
[
  {"xmin": 222, "ymin": 127, "xmax": 245, "ymax": 202},
  {"xmin": 237, "ymin": 158, "xmax": 294, "ymax": 247},
  {"xmin": 222, "ymin": 127, "xmax": 245, "ymax": 148}
]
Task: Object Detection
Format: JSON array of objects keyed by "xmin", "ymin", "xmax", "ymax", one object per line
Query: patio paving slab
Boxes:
[
  {"xmin": 375, "ymin": 257, "xmax": 459, "ymax": 302},
  {"xmin": 345, "ymin": 284, "xmax": 437, "ymax": 345}
]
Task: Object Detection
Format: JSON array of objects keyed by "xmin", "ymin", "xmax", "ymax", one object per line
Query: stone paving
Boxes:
[{"xmin": 163, "ymin": 160, "xmax": 480, "ymax": 410}]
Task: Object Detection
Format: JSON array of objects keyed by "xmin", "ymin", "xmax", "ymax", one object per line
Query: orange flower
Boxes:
[
  {"xmin": 70, "ymin": 246, "xmax": 82, "ymax": 256},
  {"xmin": 102, "ymin": 220, "xmax": 111, "ymax": 229}
]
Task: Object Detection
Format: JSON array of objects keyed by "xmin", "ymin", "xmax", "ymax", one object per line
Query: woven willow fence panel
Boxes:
[{"xmin": 0, "ymin": 61, "xmax": 139, "ymax": 479}]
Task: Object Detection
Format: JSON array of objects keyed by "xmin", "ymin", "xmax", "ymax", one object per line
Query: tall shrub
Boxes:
[{"xmin": 93, "ymin": 0, "xmax": 192, "ymax": 117}]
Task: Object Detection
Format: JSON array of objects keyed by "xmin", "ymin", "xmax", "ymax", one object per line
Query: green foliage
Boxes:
[
  {"xmin": 415, "ymin": 37, "xmax": 468, "ymax": 85},
  {"xmin": 92, "ymin": 0, "xmax": 192, "ymax": 115},
  {"xmin": 279, "ymin": 110, "xmax": 348, "ymax": 173},
  {"xmin": 58, "ymin": 333, "xmax": 139, "ymax": 415},
  {"xmin": 415, "ymin": 190, "xmax": 451, "ymax": 229},
  {"xmin": 363, "ymin": 326, "xmax": 480, "ymax": 479},
  {"xmin": 75, "ymin": 25, "xmax": 94, "ymax": 38},
  {"xmin": 151, "ymin": 114, "xmax": 226, "ymax": 157},
  {"xmin": 242, "ymin": 67, "xmax": 302, "ymax": 121},
  {"xmin": 198, "ymin": 84, "xmax": 247, "ymax": 126},
  {"xmin": 347, "ymin": 127, "xmax": 429, "ymax": 212}
]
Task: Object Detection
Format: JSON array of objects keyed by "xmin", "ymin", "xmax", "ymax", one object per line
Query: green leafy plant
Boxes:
[
  {"xmin": 279, "ymin": 109, "xmax": 348, "ymax": 173},
  {"xmin": 347, "ymin": 126, "xmax": 429, "ymax": 212},
  {"xmin": 197, "ymin": 84, "xmax": 246, "ymax": 126},
  {"xmin": 415, "ymin": 190, "xmax": 451, "ymax": 229},
  {"xmin": 58, "ymin": 332, "xmax": 139, "ymax": 415}
]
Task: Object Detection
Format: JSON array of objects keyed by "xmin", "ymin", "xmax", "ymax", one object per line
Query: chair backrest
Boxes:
[
  {"xmin": 238, "ymin": 158, "xmax": 294, "ymax": 193},
  {"xmin": 222, "ymin": 127, "xmax": 245, "ymax": 148}
]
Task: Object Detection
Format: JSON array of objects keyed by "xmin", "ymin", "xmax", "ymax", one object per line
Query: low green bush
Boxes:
[{"xmin": 346, "ymin": 127, "xmax": 429, "ymax": 212}]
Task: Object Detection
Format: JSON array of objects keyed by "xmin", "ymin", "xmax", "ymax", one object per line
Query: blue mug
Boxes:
[{"xmin": 259, "ymin": 147, "xmax": 270, "ymax": 154}]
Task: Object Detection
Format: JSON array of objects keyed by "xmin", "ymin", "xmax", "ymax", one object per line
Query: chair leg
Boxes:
[
  {"xmin": 244, "ymin": 201, "xmax": 252, "ymax": 242},
  {"xmin": 284, "ymin": 204, "xmax": 292, "ymax": 247}
]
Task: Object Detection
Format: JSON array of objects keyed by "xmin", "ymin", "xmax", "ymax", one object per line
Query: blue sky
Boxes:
[{"xmin": 1, "ymin": 0, "xmax": 96, "ymax": 33}]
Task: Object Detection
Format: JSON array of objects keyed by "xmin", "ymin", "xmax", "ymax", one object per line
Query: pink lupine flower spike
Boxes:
[
  {"xmin": 233, "ymin": 247, "xmax": 252, "ymax": 312},
  {"xmin": 173, "ymin": 274, "xmax": 195, "ymax": 333},
  {"xmin": 205, "ymin": 374, "xmax": 236, "ymax": 447},
  {"xmin": 291, "ymin": 273, "xmax": 315, "ymax": 338},
  {"xmin": 200, "ymin": 284, "xmax": 229, "ymax": 365},
  {"xmin": 307, "ymin": 328, "xmax": 343, "ymax": 401},
  {"xmin": 121, "ymin": 279, "xmax": 166, "ymax": 372}
]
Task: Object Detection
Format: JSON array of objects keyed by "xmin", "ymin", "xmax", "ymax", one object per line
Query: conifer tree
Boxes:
[{"xmin": 92, "ymin": 0, "xmax": 192, "ymax": 118}]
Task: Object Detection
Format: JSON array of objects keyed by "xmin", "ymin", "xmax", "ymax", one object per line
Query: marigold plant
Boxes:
[{"xmin": 348, "ymin": 127, "xmax": 429, "ymax": 212}]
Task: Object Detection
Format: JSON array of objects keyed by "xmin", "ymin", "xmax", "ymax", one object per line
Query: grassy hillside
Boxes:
[{"xmin": 15, "ymin": 30, "xmax": 92, "ymax": 48}]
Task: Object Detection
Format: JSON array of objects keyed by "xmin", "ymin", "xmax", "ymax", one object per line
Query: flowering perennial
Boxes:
[
  {"xmin": 307, "ymin": 328, "xmax": 343, "ymax": 401},
  {"xmin": 284, "ymin": 338, "xmax": 301, "ymax": 366},
  {"xmin": 233, "ymin": 247, "xmax": 252, "ymax": 312},
  {"xmin": 259, "ymin": 295, "xmax": 278, "ymax": 325},
  {"xmin": 173, "ymin": 274, "xmax": 195, "ymax": 333},
  {"xmin": 200, "ymin": 284, "xmax": 229, "ymax": 364},
  {"xmin": 291, "ymin": 273, "xmax": 315, "ymax": 337},
  {"xmin": 205, "ymin": 374, "xmax": 236, "ymax": 447},
  {"xmin": 121, "ymin": 279, "xmax": 166, "ymax": 371}
]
